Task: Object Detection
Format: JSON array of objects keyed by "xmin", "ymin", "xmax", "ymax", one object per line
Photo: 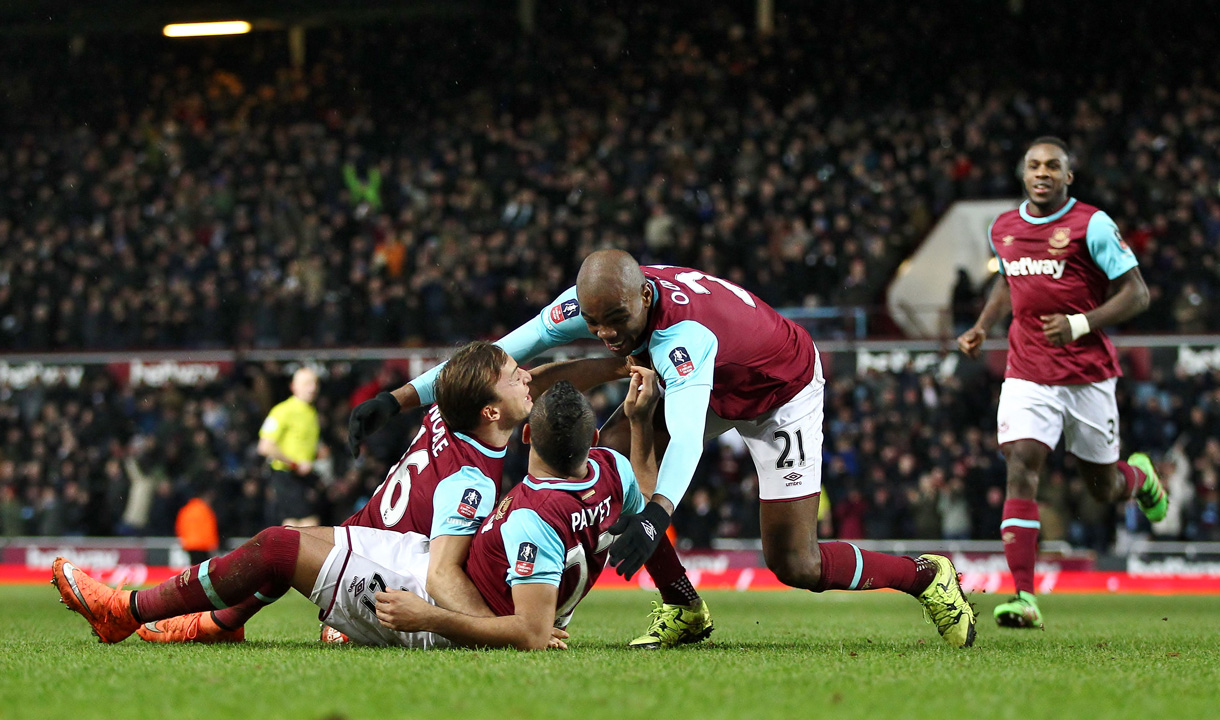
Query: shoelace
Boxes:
[
  {"xmin": 921, "ymin": 577, "xmax": 969, "ymax": 631},
  {"xmin": 643, "ymin": 602, "xmax": 670, "ymax": 634},
  {"xmin": 108, "ymin": 584, "xmax": 131, "ymax": 620}
]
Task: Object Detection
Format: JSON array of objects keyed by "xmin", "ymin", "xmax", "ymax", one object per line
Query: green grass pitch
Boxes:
[{"xmin": 1, "ymin": 586, "xmax": 1217, "ymax": 720}]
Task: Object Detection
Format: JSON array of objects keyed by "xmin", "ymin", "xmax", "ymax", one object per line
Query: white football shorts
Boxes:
[
  {"xmin": 996, "ymin": 377, "xmax": 1120, "ymax": 464},
  {"xmin": 703, "ymin": 349, "xmax": 825, "ymax": 502},
  {"xmin": 309, "ymin": 526, "xmax": 451, "ymax": 649}
]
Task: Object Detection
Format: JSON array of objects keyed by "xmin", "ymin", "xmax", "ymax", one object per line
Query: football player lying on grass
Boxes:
[
  {"xmin": 103, "ymin": 341, "xmax": 625, "ymax": 645},
  {"xmin": 53, "ymin": 370, "xmax": 659, "ymax": 651}
]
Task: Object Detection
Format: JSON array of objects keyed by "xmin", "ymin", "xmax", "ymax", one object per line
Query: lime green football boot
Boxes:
[
  {"xmin": 916, "ymin": 554, "xmax": 977, "ymax": 647},
  {"xmin": 994, "ymin": 590, "xmax": 1043, "ymax": 629},
  {"xmin": 627, "ymin": 600, "xmax": 714, "ymax": 649},
  {"xmin": 1128, "ymin": 453, "xmax": 1168, "ymax": 523}
]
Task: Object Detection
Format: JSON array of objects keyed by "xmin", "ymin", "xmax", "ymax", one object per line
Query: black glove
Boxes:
[
  {"xmin": 348, "ymin": 392, "xmax": 400, "ymax": 458},
  {"xmin": 607, "ymin": 501, "xmax": 671, "ymax": 581}
]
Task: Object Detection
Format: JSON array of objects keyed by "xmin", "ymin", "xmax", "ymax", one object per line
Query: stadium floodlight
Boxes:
[{"xmin": 163, "ymin": 21, "xmax": 252, "ymax": 38}]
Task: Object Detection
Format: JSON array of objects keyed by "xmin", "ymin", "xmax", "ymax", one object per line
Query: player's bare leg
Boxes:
[
  {"xmin": 1078, "ymin": 460, "xmax": 1127, "ymax": 502},
  {"xmin": 1079, "ymin": 457, "xmax": 1168, "ymax": 522},
  {"xmin": 760, "ymin": 494, "xmax": 975, "ymax": 647},
  {"xmin": 759, "ymin": 495, "xmax": 822, "ymax": 589},
  {"xmin": 996, "ymin": 439, "xmax": 1048, "ymax": 628}
]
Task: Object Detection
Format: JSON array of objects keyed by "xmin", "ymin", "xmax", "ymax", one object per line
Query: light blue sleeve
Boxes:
[
  {"xmin": 648, "ymin": 320, "xmax": 717, "ymax": 392},
  {"xmin": 602, "ymin": 447, "xmax": 646, "ymax": 515},
  {"xmin": 654, "ymin": 384, "xmax": 712, "ymax": 507},
  {"xmin": 430, "ymin": 467, "xmax": 499, "ymax": 539},
  {"xmin": 409, "ymin": 286, "xmax": 597, "ymax": 404},
  {"xmin": 987, "ymin": 218, "xmax": 1005, "ymax": 275},
  {"xmin": 501, "ymin": 509, "xmax": 566, "ymax": 587},
  {"xmin": 644, "ymin": 320, "xmax": 718, "ymax": 507},
  {"xmin": 1086, "ymin": 211, "xmax": 1139, "ymax": 280}
]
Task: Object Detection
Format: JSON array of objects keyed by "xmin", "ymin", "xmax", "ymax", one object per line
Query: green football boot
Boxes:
[
  {"xmin": 1128, "ymin": 452, "xmax": 1168, "ymax": 523},
  {"xmin": 916, "ymin": 554, "xmax": 977, "ymax": 648},
  {"xmin": 994, "ymin": 590, "xmax": 1043, "ymax": 629},
  {"xmin": 627, "ymin": 600, "xmax": 714, "ymax": 649}
]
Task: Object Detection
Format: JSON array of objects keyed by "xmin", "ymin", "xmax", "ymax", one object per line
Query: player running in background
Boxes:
[
  {"xmin": 957, "ymin": 136, "xmax": 1168, "ymax": 629},
  {"xmin": 131, "ymin": 341, "xmax": 534, "ymax": 643},
  {"xmin": 352, "ymin": 250, "xmax": 977, "ymax": 648},
  {"xmin": 52, "ymin": 371, "xmax": 658, "ymax": 650}
]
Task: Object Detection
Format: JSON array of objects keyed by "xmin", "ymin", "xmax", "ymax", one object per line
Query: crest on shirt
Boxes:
[
  {"xmin": 1048, "ymin": 227, "xmax": 1072, "ymax": 255},
  {"xmin": 491, "ymin": 496, "xmax": 513, "ymax": 522},
  {"xmin": 457, "ymin": 488, "xmax": 482, "ymax": 519},
  {"xmin": 515, "ymin": 542, "xmax": 538, "ymax": 576},
  {"xmin": 549, "ymin": 299, "xmax": 581, "ymax": 324},
  {"xmin": 669, "ymin": 347, "xmax": 695, "ymax": 377}
]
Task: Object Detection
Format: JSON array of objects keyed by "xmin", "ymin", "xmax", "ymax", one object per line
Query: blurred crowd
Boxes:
[
  {"xmin": 2, "ymin": 1, "xmax": 1220, "ymax": 352},
  {"xmin": 2, "ymin": 356, "xmax": 1217, "ymax": 549},
  {"xmin": 4, "ymin": 0, "xmax": 1220, "ymax": 548}
]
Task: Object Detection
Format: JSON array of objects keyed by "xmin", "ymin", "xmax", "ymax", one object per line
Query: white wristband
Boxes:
[{"xmin": 1067, "ymin": 313, "xmax": 1091, "ymax": 341}]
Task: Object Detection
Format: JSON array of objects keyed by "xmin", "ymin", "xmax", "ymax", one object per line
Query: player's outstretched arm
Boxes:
[
  {"xmin": 375, "ymin": 583, "xmax": 561, "ymax": 651},
  {"xmin": 425, "ymin": 535, "xmax": 495, "ymax": 618},
  {"xmin": 528, "ymin": 356, "xmax": 630, "ymax": 398},
  {"xmin": 957, "ymin": 277, "xmax": 1012, "ymax": 359}
]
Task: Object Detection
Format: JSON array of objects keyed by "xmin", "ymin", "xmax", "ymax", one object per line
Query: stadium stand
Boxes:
[{"xmin": 2, "ymin": 1, "xmax": 1219, "ymax": 547}]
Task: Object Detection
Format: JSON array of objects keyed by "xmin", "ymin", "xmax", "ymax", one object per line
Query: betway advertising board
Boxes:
[{"xmin": 5, "ymin": 341, "xmax": 1220, "ymax": 389}]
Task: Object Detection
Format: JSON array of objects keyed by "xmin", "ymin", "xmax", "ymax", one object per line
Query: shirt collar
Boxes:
[
  {"xmin": 522, "ymin": 459, "xmax": 600, "ymax": 491},
  {"xmin": 453, "ymin": 431, "xmax": 507, "ymax": 458},
  {"xmin": 1019, "ymin": 197, "xmax": 1076, "ymax": 225}
]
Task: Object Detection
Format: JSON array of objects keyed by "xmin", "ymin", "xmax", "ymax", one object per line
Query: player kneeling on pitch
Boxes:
[{"xmin": 52, "ymin": 372, "xmax": 659, "ymax": 650}]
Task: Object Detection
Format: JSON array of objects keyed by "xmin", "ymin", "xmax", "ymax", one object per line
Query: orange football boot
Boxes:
[
  {"xmin": 320, "ymin": 623, "xmax": 350, "ymax": 644},
  {"xmin": 51, "ymin": 557, "xmax": 140, "ymax": 643},
  {"xmin": 137, "ymin": 612, "xmax": 245, "ymax": 644}
]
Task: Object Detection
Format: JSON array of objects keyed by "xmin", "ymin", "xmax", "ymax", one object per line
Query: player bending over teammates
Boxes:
[
  {"xmin": 957, "ymin": 136, "xmax": 1168, "ymax": 629},
  {"xmin": 352, "ymin": 250, "xmax": 977, "ymax": 648},
  {"xmin": 53, "ymin": 372, "xmax": 659, "ymax": 650}
]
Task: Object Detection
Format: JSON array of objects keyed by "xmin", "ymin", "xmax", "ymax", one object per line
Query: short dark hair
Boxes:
[
  {"xmin": 435, "ymin": 341, "xmax": 509, "ymax": 434},
  {"xmin": 1025, "ymin": 136, "xmax": 1073, "ymax": 170},
  {"xmin": 528, "ymin": 381, "xmax": 595, "ymax": 477}
]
